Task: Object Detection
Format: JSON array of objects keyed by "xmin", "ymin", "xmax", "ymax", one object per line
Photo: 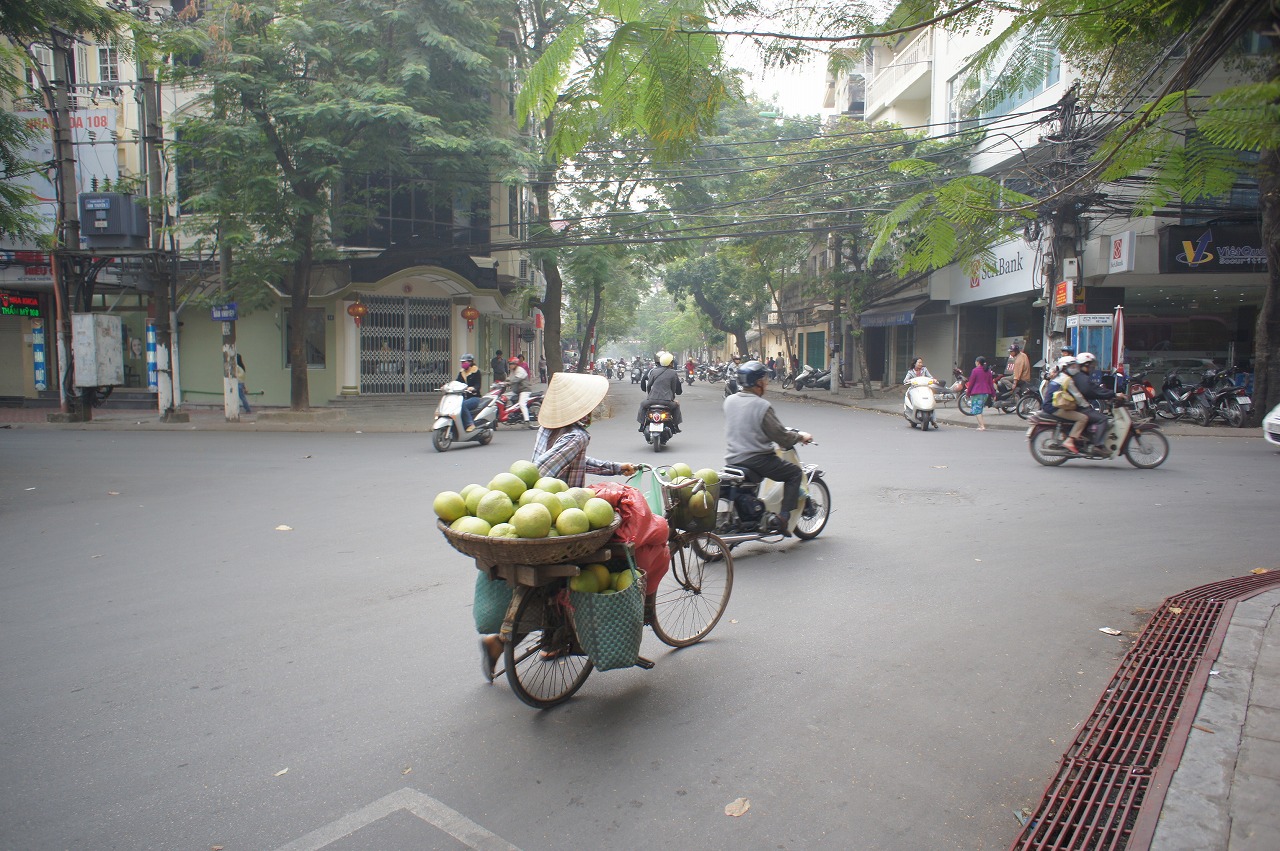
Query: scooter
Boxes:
[
  {"xmin": 1026, "ymin": 400, "xmax": 1169, "ymax": 468},
  {"xmin": 714, "ymin": 441, "xmax": 830, "ymax": 545},
  {"xmin": 432, "ymin": 381, "xmax": 497, "ymax": 452},
  {"xmin": 630, "ymin": 364, "xmax": 643, "ymax": 384},
  {"xmin": 903, "ymin": 375, "xmax": 944, "ymax": 430},
  {"xmin": 483, "ymin": 382, "xmax": 543, "ymax": 428},
  {"xmin": 791, "ymin": 364, "xmax": 817, "ymax": 389},
  {"xmin": 1153, "ymin": 371, "xmax": 1199, "ymax": 422},
  {"xmin": 684, "ymin": 367, "xmax": 695, "ymax": 385},
  {"xmin": 641, "ymin": 401, "xmax": 678, "ymax": 452}
]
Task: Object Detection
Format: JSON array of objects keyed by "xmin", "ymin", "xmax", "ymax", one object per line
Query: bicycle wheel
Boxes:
[
  {"xmin": 504, "ymin": 587, "xmax": 592, "ymax": 709},
  {"xmin": 651, "ymin": 532, "xmax": 733, "ymax": 647}
]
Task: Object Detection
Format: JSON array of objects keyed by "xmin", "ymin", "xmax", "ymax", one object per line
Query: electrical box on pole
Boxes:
[
  {"xmin": 71, "ymin": 313, "xmax": 125, "ymax": 387},
  {"xmin": 78, "ymin": 193, "xmax": 150, "ymax": 250}
]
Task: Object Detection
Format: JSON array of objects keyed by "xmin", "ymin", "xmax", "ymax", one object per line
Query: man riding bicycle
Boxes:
[{"xmin": 723, "ymin": 360, "xmax": 812, "ymax": 536}]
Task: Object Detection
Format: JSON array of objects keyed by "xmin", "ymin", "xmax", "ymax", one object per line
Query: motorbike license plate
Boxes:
[
  {"xmin": 1238, "ymin": 396, "xmax": 1251, "ymax": 404},
  {"xmin": 648, "ymin": 423, "xmax": 665, "ymax": 433}
]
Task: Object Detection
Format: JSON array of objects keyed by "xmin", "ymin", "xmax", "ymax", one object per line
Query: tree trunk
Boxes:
[
  {"xmin": 542, "ymin": 256, "xmax": 565, "ymax": 374},
  {"xmin": 287, "ymin": 212, "xmax": 315, "ymax": 411},
  {"xmin": 733, "ymin": 329, "xmax": 750, "ymax": 358},
  {"xmin": 578, "ymin": 282, "xmax": 603, "ymax": 373},
  {"xmin": 852, "ymin": 316, "xmax": 874, "ymax": 397}
]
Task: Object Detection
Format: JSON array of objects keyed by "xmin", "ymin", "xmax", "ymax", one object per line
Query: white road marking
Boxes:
[{"xmin": 273, "ymin": 787, "xmax": 520, "ymax": 851}]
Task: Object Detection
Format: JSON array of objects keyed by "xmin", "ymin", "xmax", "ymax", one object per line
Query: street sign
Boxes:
[{"xmin": 211, "ymin": 303, "xmax": 238, "ymax": 321}]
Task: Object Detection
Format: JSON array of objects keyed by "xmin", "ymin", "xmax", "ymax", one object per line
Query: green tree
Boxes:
[{"xmin": 165, "ymin": 0, "xmax": 517, "ymax": 409}]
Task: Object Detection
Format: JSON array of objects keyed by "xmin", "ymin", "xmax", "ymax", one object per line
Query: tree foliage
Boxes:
[{"xmin": 164, "ymin": 0, "xmax": 518, "ymax": 408}]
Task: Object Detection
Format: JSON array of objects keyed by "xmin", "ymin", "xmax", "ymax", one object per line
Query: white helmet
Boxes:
[
  {"xmin": 1077, "ymin": 352, "xmax": 1097, "ymax": 366},
  {"xmin": 659, "ymin": 352, "xmax": 674, "ymax": 367},
  {"xmin": 1056, "ymin": 355, "xmax": 1077, "ymax": 370}
]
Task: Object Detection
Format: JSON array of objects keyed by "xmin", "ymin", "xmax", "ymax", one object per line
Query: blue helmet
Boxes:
[{"xmin": 737, "ymin": 360, "xmax": 769, "ymax": 389}]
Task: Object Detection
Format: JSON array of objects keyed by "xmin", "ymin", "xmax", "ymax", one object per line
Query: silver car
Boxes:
[{"xmin": 1265, "ymin": 403, "xmax": 1280, "ymax": 447}]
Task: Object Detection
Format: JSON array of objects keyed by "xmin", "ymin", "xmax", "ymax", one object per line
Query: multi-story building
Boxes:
[
  {"xmin": 1, "ymin": 1, "xmax": 539, "ymax": 410},
  {"xmin": 818, "ymin": 17, "xmax": 1267, "ymax": 387}
]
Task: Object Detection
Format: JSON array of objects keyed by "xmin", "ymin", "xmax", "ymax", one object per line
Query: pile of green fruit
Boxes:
[
  {"xmin": 661, "ymin": 462, "xmax": 720, "ymax": 532},
  {"xmin": 433, "ymin": 459, "xmax": 618, "ymax": 539},
  {"xmin": 568, "ymin": 562, "xmax": 636, "ymax": 595}
]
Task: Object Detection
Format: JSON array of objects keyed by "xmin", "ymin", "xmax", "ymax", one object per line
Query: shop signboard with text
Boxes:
[
  {"xmin": 1159, "ymin": 225, "xmax": 1267, "ymax": 274},
  {"xmin": 949, "ymin": 239, "xmax": 1039, "ymax": 305}
]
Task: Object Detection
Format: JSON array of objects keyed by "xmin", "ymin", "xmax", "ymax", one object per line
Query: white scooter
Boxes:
[
  {"xmin": 432, "ymin": 381, "xmax": 497, "ymax": 452},
  {"xmin": 903, "ymin": 375, "xmax": 944, "ymax": 430}
]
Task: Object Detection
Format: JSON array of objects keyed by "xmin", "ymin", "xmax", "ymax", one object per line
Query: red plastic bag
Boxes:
[{"xmin": 588, "ymin": 482, "xmax": 670, "ymax": 594}]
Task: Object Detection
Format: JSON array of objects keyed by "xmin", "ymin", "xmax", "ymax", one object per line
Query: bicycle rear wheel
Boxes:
[
  {"xmin": 650, "ymin": 532, "xmax": 733, "ymax": 647},
  {"xmin": 504, "ymin": 587, "xmax": 592, "ymax": 709}
]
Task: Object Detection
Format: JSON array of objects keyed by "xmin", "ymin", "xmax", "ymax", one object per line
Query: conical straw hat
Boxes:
[{"xmin": 537, "ymin": 372, "xmax": 610, "ymax": 428}]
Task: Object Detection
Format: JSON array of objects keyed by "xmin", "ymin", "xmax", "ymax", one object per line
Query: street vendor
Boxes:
[
  {"xmin": 479, "ymin": 372, "xmax": 636, "ymax": 680},
  {"xmin": 530, "ymin": 372, "xmax": 636, "ymax": 487}
]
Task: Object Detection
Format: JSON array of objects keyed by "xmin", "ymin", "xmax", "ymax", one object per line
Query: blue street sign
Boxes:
[{"xmin": 211, "ymin": 303, "xmax": 238, "ymax": 321}]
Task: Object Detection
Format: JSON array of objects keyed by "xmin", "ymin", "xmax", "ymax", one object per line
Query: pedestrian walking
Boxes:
[
  {"xmin": 965, "ymin": 356, "xmax": 998, "ymax": 430},
  {"xmin": 235, "ymin": 354, "xmax": 252, "ymax": 414}
]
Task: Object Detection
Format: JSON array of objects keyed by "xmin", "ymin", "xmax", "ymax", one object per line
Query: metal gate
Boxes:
[{"xmin": 359, "ymin": 296, "xmax": 452, "ymax": 394}]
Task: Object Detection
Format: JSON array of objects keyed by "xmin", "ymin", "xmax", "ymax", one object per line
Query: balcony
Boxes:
[{"xmin": 865, "ymin": 31, "xmax": 933, "ymax": 122}]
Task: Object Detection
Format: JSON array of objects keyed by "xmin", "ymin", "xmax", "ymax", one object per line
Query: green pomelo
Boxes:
[
  {"xmin": 612, "ymin": 570, "xmax": 635, "ymax": 592},
  {"xmin": 688, "ymin": 490, "xmax": 715, "ymax": 518},
  {"xmin": 669, "ymin": 477, "xmax": 695, "ymax": 504},
  {"xmin": 459, "ymin": 483, "xmax": 483, "ymax": 501},
  {"xmin": 535, "ymin": 477, "xmax": 569, "ymax": 494},
  {"xmin": 476, "ymin": 490, "xmax": 515, "ymax": 526},
  {"xmin": 488, "ymin": 472, "xmax": 527, "ymax": 501},
  {"xmin": 530, "ymin": 490, "xmax": 564, "ymax": 521},
  {"xmin": 694, "ymin": 468, "xmax": 720, "ymax": 487},
  {"xmin": 511, "ymin": 503, "xmax": 553, "ymax": 539},
  {"xmin": 669, "ymin": 462, "xmax": 693, "ymax": 479},
  {"xmin": 584, "ymin": 563, "xmax": 611, "ymax": 591},
  {"xmin": 518, "ymin": 488, "xmax": 542, "ymax": 506},
  {"xmin": 568, "ymin": 573, "xmax": 599, "ymax": 593},
  {"xmin": 582, "ymin": 498, "xmax": 616, "ymax": 530},
  {"xmin": 555, "ymin": 492, "xmax": 578, "ymax": 513},
  {"xmin": 509, "ymin": 459, "xmax": 541, "ymax": 489},
  {"xmin": 432, "ymin": 491, "xmax": 467, "ymax": 522},
  {"xmin": 487, "ymin": 523, "xmax": 519, "ymax": 538},
  {"xmin": 464, "ymin": 487, "xmax": 491, "ymax": 515},
  {"xmin": 450, "ymin": 516, "xmax": 491, "ymax": 536},
  {"xmin": 566, "ymin": 487, "xmax": 595, "ymax": 509},
  {"xmin": 555, "ymin": 508, "xmax": 590, "ymax": 536}
]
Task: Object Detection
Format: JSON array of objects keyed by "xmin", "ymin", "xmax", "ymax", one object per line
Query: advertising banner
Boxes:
[{"xmin": 1160, "ymin": 225, "xmax": 1267, "ymax": 274}]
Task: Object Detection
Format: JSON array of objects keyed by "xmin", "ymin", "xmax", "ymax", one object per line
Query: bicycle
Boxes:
[{"xmin": 458, "ymin": 471, "xmax": 734, "ymax": 709}]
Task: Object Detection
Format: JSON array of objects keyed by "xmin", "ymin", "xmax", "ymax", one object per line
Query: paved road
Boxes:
[{"xmin": 1, "ymin": 382, "xmax": 1276, "ymax": 850}]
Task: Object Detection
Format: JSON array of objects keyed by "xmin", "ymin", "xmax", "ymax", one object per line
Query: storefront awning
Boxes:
[{"xmin": 860, "ymin": 298, "xmax": 928, "ymax": 328}]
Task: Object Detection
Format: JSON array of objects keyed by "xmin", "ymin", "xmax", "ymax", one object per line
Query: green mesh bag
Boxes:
[
  {"xmin": 473, "ymin": 572, "xmax": 514, "ymax": 634},
  {"xmin": 569, "ymin": 548, "xmax": 645, "ymax": 672}
]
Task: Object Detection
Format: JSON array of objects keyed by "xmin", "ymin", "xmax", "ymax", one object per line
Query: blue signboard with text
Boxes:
[{"xmin": 211, "ymin": 303, "xmax": 238, "ymax": 321}]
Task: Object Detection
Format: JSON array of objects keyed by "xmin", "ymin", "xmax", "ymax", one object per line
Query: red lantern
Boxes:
[
  {"xmin": 461, "ymin": 304, "xmax": 480, "ymax": 330},
  {"xmin": 346, "ymin": 299, "xmax": 368, "ymax": 327}
]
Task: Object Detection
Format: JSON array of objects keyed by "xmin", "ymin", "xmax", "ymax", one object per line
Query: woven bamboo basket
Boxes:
[{"xmin": 438, "ymin": 516, "xmax": 621, "ymax": 565}]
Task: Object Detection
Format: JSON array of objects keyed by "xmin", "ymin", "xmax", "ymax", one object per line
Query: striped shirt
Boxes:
[{"xmin": 531, "ymin": 425, "xmax": 622, "ymax": 487}]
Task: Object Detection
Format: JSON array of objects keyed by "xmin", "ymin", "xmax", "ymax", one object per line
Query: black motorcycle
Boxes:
[
  {"xmin": 1199, "ymin": 369, "xmax": 1252, "ymax": 428},
  {"xmin": 1153, "ymin": 371, "xmax": 1200, "ymax": 422},
  {"xmin": 641, "ymin": 401, "xmax": 678, "ymax": 451},
  {"xmin": 630, "ymin": 364, "xmax": 643, "ymax": 384}
]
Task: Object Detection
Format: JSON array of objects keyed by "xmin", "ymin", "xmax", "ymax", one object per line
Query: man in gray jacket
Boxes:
[{"xmin": 723, "ymin": 360, "xmax": 812, "ymax": 534}]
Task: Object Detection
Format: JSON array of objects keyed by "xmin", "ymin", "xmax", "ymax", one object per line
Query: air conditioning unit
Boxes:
[
  {"xmin": 78, "ymin": 193, "xmax": 149, "ymax": 250},
  {"xmin": 518, "ymin": 258, "xmax": 529, "ymax": 281}
]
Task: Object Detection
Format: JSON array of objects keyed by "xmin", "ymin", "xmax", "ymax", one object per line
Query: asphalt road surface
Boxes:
[{"xmin": 2, "ymin": 381, "xmax": 1277, "ymax": 850}]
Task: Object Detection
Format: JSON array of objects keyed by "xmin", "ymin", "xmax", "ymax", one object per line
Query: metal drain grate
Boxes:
[{"xmin": 1011, "ymin": 572, "xmax": 1280, "ymax": 851}]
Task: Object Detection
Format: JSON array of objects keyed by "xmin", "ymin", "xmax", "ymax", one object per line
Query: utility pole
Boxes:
[
  {"xmin": 1042, "ymin": 85, "xmax": 1084, "ymax": 366},
  {"xmin": 47, "ymin": 28, "xmax": 86, "ymax": 420}
]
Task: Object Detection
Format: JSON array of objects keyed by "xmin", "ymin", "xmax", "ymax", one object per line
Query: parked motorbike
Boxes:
[
  {"xmin": 958, "ymin": 373, "xmax": 1024, "ymax": 416},
  {"xmin": 432, "ymin": 381, "xmax": 497, "ymax": 452},
  {"xmin": 1124, "ymin": 372, "xmax": 1157, "ymax": 421},
  {"xmin": 791, "ymin": 364, "xmax": 817, "ymax": 390},
  {"xmin": 1026, "ymin": 399, "xmax": 1169, "ymax": 468},
  {"xmin": 641, "ymin": 401, "xmax": 678, "ymax": 452},
  {"xmin": 713, "ymin": 441, "xmax": 830, "ymax": 544},
  {"xmin": 1199, "ymin": 369, "xmax": 1252, "ymax": 427},
  {"xmin": 1153, "ymin": 371, "xmax": 1201, "ymax": 422},
  {"xmin": 903, "ymin": 376, "xmax": 945, "ymax": 430}
]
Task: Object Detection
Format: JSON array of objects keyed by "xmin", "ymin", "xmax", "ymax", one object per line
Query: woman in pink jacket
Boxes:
[{"xmin": 966, "ymin": 356, "xmax": 998, "ymax": 430}]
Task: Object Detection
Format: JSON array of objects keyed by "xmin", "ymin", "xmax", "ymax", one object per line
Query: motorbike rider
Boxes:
[
  {"xmin": 506, "ymin": 356, "xmax": 533, "ymax": 423},
  {"xmin": 1069, "ymin": 352, "xmax": 1124, "ymax": 451},
  {"xmin": 685, "ymin": 356, "xmax": 696, "ymax": 380},
  {"xmin": 456, "ymin": 353, "xmax": 484, "ymax": 432},
  {"xmin": 1041, "ymin": 355, "xmax": 1090, "ymax": 454},
  {"xmin": 639, "ymin": 351, "xmax": 683, "ymax": 432},
  {"xmin": 904, "ymin": 357, "xmax": 932, "ymax": 383},
  {"xmin": 723, "ymin": 360, "xmax": 812, "ymax": 537}
]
